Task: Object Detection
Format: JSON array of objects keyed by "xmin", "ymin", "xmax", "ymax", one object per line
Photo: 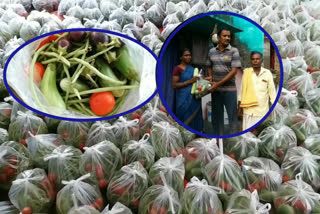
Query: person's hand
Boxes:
[
  {"xmin": 208, "ymin": 81, "xmax": 218, "ymax": 92},
  {"xmin": 204, "ymin": 76, "xmax": 213, "ymax": 81},
  {"xmin": 189, "ymin": 76, "xmax": 199, "ymax": 84}
]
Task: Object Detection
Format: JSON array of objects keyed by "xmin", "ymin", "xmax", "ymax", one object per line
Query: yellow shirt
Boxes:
[{"xmin": 238, "ymin": 67, "xmax": 277, "ymax": 117}]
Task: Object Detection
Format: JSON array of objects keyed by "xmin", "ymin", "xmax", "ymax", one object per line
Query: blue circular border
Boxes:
[
  {"xmin": 3, "ymin": 28, "xmax": 158, "ymax": 122},
  {"xmin": 156, "ymin": 11, "xmax": 284, "ymax": 139}
]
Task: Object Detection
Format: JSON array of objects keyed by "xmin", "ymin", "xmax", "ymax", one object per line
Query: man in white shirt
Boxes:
[{"xmin": 238, "ymin": 51, "xmax": 277, "ymax": 130}]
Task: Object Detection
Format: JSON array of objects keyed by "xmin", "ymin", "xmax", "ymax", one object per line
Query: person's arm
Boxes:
[
  {"xmin": 206, "ymin": 67, "xmax": 213, "ymax": 81},
  {"xmin": 172, "ymin": 75, "xmax": 198, "ymax": 89},
  {"xmin": 268, "ymin": 71, "xmax": 277, "ymax": 104}
]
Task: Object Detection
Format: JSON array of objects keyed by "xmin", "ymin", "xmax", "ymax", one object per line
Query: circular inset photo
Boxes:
[
  {"xmin": 4, "ymin": 29, "xmax": 157, "ymax": 121},
  {"xmin": 157, "ymin": 11, "xmax": 283, "ymax": 138}
]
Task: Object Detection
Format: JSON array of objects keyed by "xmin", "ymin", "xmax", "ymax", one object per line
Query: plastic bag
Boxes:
[
  {"xmin": 161, "ymin": 23, "xmax": 180, "ymax": 40},
  {"xmin": 0, "ymin": 21, "xmax": 13, "ymax": 41},
  {"xmin": 85, "ymin": 121, "xmax": 115, "ymax": 147},
  {"xmin": 0, "ymin": 69, "xmax": 9, "ymax": 99},
  {"xmin": 0, "ymin": 128, "xmax": 8, "ymax": 144},
  {"xmin": 58, "ymin": 0, "xmax": 78, "ymax": 15},
  {"xmin": 44, "ymin": 116, "xmax": 61, "ymax": 133},
  {"xmin": 122, "ymin": 133, "xmax": 155, "ymax": 170},
  {"xmin": 185, "ymin": 0, "xmax": 207, "ymax": 19},
  {"xmin": 32, "ymin": 0, "xmax": 59, "ymax": 12},
  {"xmin": 183, "ymin": 177, "xmax": 223, "ymax": 214},
  {"xmin": 101, "ymin": 202, "xmax": 133, "ymax": 214},
  {"xmin": 66, "ymin": 6, "xmax": 85, "ymax": 20},
  {"xmin": 177, "ymin": 125, "xmax": 196, "ymax": 145},
  {"xmin": 26, "ymin": 134, "xmax": 65, "ymax": 169},
  {"xmin": 20, "ymin": 0, "xmax": 32, "ymax": 12},
  {"xmin": 138, "ymin": 173, "xmax": 182, "ymax": 214},
  {"xmin": 304, "ymin": 88, "xmax": 320, "ymax": 116},
  {"xmin": 149, "ymin": 155, "xmax": 185, "ymax": 197},
  {"xmin": 150, "ymin": 121, "xmax": 184, "ymax": 158},
  {"xmin": 288, "ymin": 72, "xmax": 315, "ymax": 104},
  {"xmin": 0, "ymin": 9, "xmax": 20, "ymax": 24},
  {"xmin": 0, "ymin": 102, "xmax": 12, "ymax": 129},
  {"xmin": 0, "ymin": 201, "xmax": 19, "ymax": 214},
  {"xmin": 1, "ymin": 140, "xmax": 31, "ymax": 162},
  {"xmin": 141, "ymin": 33, "xmax": 162, "ymax": 53},
  {"xmin": 184, "ymin": 138, "xmax": 220, "ymax": 180},
  {"xmin": 57, "ymin": 121, "xmax": 91, "ymax": 150},
  {"xmin": 225, "ymin": 190, "xmax": 271, "ymax": 214},
  {"xmin": 63, "ymin": 16, "xmax": 83, "ymax": 29},
  {"xmin": 0, "ymin": 145, "xmax": 30, "ymax": 189},
  {"xmin": 107, "ymin": 161, "xmax": 148, "ymax": 208},
  {"xmin": 39, "ymin": 20, "xmax": 62, "ymax": 35},
  {"xmin": 112, "ymin": 116, "xmax": 140, "ymax": 148},
  {"xmin": 9, "ymin": 100, "xmax": 30, "ymax": 122},
  {"xmin": 146, "ymin": 3, "xmax": 166, "ymax": 27},
  {"xmin": 80, "ymin": 141, "xmax": 122, "ymax": 189},
  {"xmin": 274, "ymin": 173, "xmax": 320, "ymax": 213},
  {"xmin": 285, "ymin": 109, "xmax": 320, "ymax": 143},
  {"xmin": 8, "ymin": 111, "xmax": 48, "ymax": 146},
  {"xmin": 44, "ymin": 145, "xmax": 82, "ymax": 190},
  {"xmin": 56, "ymin": 174, "xmax": 103, "ymax": 214},
  {"xmin": 195, "ymin": 75, "xmax": 212, "ymax": 97},
  {"xmin": 68, "ymin": 205, "xmax": 100, "ymax": 214},
  {"xmin": 122, "ymin": 23, "xmax": 141, "ymax": 40},
  {"xmin": 281, "ymin": 147, "xmax": 320, "ymax": 191},
  {"xmin": 242, "ymin": 157, "xmax": 282, "ymax": 202},
  {"xmin": 223, "ymin": 132, "xmax": 261, "ymax": 166},
  {"xmin": 303, "ymin": 134, "xmax": 320, "ymax": 156},
  {"xmin": 283, "ymin": 38, "xmax": 305, "ymax": 58},
  {"xmin": 83, "ymin": 8, "xmax": 102, "ymax": 20},
  {"xmin": 8, "ymin": 16, "xmax": 26, "ymax": 37},
  {"xmin": 162, "ymin": 11, "xmax": 182, "ymax": 29},
  {"xmin": 278, "ymin": 88, "xmax": 300, "ymax": 113},
  {"xmin": 305, "ymin": 44, "xmax": 320, "ymax": 68},
  {"xmin": 8, "ymin": 168, "xmax": 55, "ymax": 213},
  {"xmin": 109, "ymin": 7, "xmax": 127, "ymax": 27},
  {"xmin": 139, "ymin": 21, "xmax": 160, "ymax": 39},
  {"xmin": 19, "ymin": 20, "xmax": 41, "ymax": 42},
  {"xmin": 99, "ymin": 1, "xmax": 118, "ymax": 19},
  {"xmin": 258, "ymin": 124, "xmax": 297, "ymax": 164},
  {"xmin": 203, "ymin": 142, "xmax": 245, "ymax": 197},
  {"xmin": 82, "ymin": 0, "xmax": 99, "ymax": 9}
]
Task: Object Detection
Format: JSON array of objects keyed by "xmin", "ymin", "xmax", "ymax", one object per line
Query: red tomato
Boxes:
[
  {"xmin": 36, "ymin": 34, "xmax": 61, "ymax": 50},
  {"xmin": 274, "ymin": 198, "xmax": 285, "ymax": 208},
  {"xmin": 78, "ymin": 142, "xmax": 85, "ymax": 151},
  {"xmin": 0, "ymin": 174, "xmax": 7, "ymax": 182},
  {"xmin": 228, "ymin": 153, "xmax": 236, "ymax": 159},
  {"xmin": 90, "ymin": 92, "xmax": 115, "ymax": 116},
  {"xmin": 85, "ymin": 163, "xmax": 92, "ymax": 172},
  {"xmin": 48, "ymin": 173, "xmax": 57, "ymax": 183},
  {"xmin": 132, "ymin": 199, "xmax": 140, "ymax": 207},
  {"xmin": 20, "ymin": 139, "xmax": 27, "ymax": 147},
  {"xmin": 21, "ymin": 207, "xmax": 32, "ymax": 214},
  {"xmin": 98, "ymin": 179, "xmax": 108, "ymax": 189},
  {"xmin": 183, "ymin": 179, "xmax": 188, "ymax": 189},
  {"xmin": 95, "ymin": 165, "xmax": 104, "ymax": 179},
  {"xmin": 34, "ymin": 62, "xmax": 45, "ymax": 79},
  {"xmin": 237, "ymin": 159, "xmax": 243, "ymax": 166},
  {"xmin": 95, "ymin": 198, "xmax": 104, "ymax": 209},
  {"xmin": 293, "ymin": 200, "xmax": 306, "ymax": 211},
  {"xmin": 282, "ymin": 175, "xmax": 290, "ymax": 183}
]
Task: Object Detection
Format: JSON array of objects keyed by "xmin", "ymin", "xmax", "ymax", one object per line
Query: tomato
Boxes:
[
  {"xmin": 85, "ymin": 163, "xmax": 92, "ymax": 172},
  {"xmin": 95, "ymin": 165, "xmax": 104, "ymax": 179},
  {"xmin": 184, "ymin": 179, "xmax": 188, "ymax": 189},
  {"xmin": 48, "ymin": 173, "xmax": 57, "ymax": 183},
  {"xmin": 160, "ymin": 106, "xmax": 167, "ymax": 113},
  {"xmin": 95, "ymin": 198, "xmax": 104, "ymax": 209},
  {"xmin": 78, "ymin": 142, "xmax": 85, "ymax": 151},
  {"xmin": 98, "ymin": 179, "xmax": 108, "ymax": 189},
  {"xmin": 293, "ymin": 200, "xmax": 306, "ymax": 211},
  {"xmin": 282, "ymin": 175, "xmax": 290, "ymax": 183},
  {"xmin": 0, "ymin": 174, "xmax": 7, "ymax": 182},
  {"xmin": 237, "ymin": 159, "xmax": 243, "ymax": 166},
  {"xmin": 21, "ymin": 207, "xmax": 32, "ymax": 214},
  {"xmin": 274, "ymin": 198, "xmax": 285, "ymax": 208},
  {"xmin": 228, "ymin": 153, "xmax": 236, "ymax": 159},
  {"xmin": 131, "ymin": 112, "xmax": 141, "ymax": 120},
  {"xmin": 132, "ymin": 199, "xmax": 140, "ymax": 207},
  {"xmin": 20, "ymin": 139, "xmax": 27, "ymax": 147},
  {"xmin": 36, "ymin": 34, "xmax": 61, "ymax": 50},
  {"xmin": 34, "ymin": 62, "xmax": 46, "ymax": 80},
  {"xmin": 90, "ymin": 92, "xmax": 115, "ymax": 116}
]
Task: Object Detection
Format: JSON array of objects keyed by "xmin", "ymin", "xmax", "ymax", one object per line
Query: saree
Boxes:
[{"xmin": 175, "ymin": 65, "xmax": 203, "ymax": 132}]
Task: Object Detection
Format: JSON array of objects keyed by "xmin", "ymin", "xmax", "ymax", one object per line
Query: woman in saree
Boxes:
[{"xmin": 172, "ymin": 49, "xmax": 203, "ymax": 132}]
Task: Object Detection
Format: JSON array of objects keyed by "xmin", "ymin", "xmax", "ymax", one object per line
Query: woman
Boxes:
[{"xmin": 172, "ymin": 48, "xmax": 203, "ymax": 132}]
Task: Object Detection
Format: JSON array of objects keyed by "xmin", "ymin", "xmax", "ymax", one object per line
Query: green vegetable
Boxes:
[
  {"xmin": 113, "ymin": 46, "xmax": 140, "ymax": 82},
  {"xmin": 59, "ymin": 78, "xmax": 90, "ymax": 93},
  {"xmin": 191, "ymin": 68, "xmax": 199, "ymax": 95},
  {"xmin": 276, "ymin": 204, "xmax": 295, "ymax": 214},
  {"xmin": 40, "ymin": 63, "xmax": 66, "ymax": 110}
]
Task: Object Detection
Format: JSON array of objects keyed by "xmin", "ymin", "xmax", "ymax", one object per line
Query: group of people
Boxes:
[{"xmin": 172, "ymin": 27, "xmax": 276, "ymax": 135}]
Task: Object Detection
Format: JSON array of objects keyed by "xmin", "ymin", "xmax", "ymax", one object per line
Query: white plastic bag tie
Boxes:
[{"xmin": 62, "ymin": 173, "xmax": 91, "ymax": 185}]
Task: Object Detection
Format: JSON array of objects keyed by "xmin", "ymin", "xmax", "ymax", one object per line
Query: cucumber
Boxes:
[{"xmin": 40, "ymin": 63, "xmax": 66, "ymax": 110}]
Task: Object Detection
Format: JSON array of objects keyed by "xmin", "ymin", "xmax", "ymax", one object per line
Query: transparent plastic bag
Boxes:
[
  {"xmin": 0, "ymin": 102, "xmax": 12, "ymax": 129},
  {"xmin": 282, "ymin": 147, "xmax": 320, "ymax": 191},
  {"xmin": 274, "ymin": 173, "xmax": 320, "ymax": 213},
  {"xmin": 122, "ymin": 133, "xmax": 155, "ymax": 170},
  {"xmin": 305, "ymin": 44, "xmax": 320, "ymax": 68},
  {"xmin": 66, "ymin": 5, "xmax": 84, "ymax": 20},
  {"xmin": 242, "ymin": 157, "xmax": 282, "ymax": 202},
  {"xmin": 0, "ymin": 145, "xmax": 30, "ymax": 189},
  {"xmin": 32, "ymin": 0, "xmax": 59, "ymax": 12},
  {"xmin": 0, "ymin": 21, "xmax": 13, "ymax": 41},
  {"xmin": 141, "ymin": 33, "xmax": 162, "ymax": 53},
  {"xmin": 86, "ymin": 121, "xmax": 115, "ymax": 147},
  {"xmin": 283, "ymin": 38, "xmax": 305, "ymax": 58},
  {"xmin": 99, "ymin": 1, "xmax": 118, "ymax": 19},
  {"xmin": 223, "ymin": 132, "xmax": 261, "ymax": 166},
  {"xmin": 10, "ymin": 100, "xmax": 30, "ymax": 122},
  {"xmin": 161, "ymin": 23, "xmax": 180, "ymax": 40},
  {"xmin": 303, "ymin": 134, "xmax": 320, "ymax": 156},
  {"xmin": 112, "ymin": 116, "xmax": 140, "ymax": 148},
  {"xmin": 19, "ymin": 20, "xmax": 41, "ymax": 42},
  {"xmin": 185, "ymin": 0, "xmax": 207, "ymax": 19},
  {"xmin": 138, "ymin": 173, "xmax": 182, "ymax": 214},
  {"xmin": 58, "ymin": 0, "xmax": 78, "ymax": 15},
  {"xmin": 57, "ymin": 121, "xmax": 91, "ymax": 150},
  {"xmin": 101, "ymin": 202, "xmax": 133, "ymax": 214},
  {"xmin": 100, "ymin": 20, "xmax": 122, "ymax": 32},
  {"xmin": 8, "ymin": 16, "xmax": 26, "ymax": 37},
  {"xmin": 149, "ymin": 155, "xmax": 185, "ymax": 197},
  {"xmin": 177, "ymin": 125, "xmax": 196, "ymax": 145},
  {"xmin": 56, "ymin": 174, "xmax": 103, "ymax": 214},
  {"xmin": 203, "ymin": 142, "xmax": 245, "ymax": 196},
  {"xmin": 39, "ymin": 20, "xmax": 63, "ymax": 35},
  {"xmin": 285, "ymin": 109, "xmax": 320, "ymax": 143},
  {"xmin": 8, "ymin": 168, "xmax": 55, "ymax": 213},
  {"xmin": 195, "ymin": 74, "xmax": 212, "ymax": 97},
  {"xmin": 80, "ymin": 141, "xmax": 122, "ymax": 190},
  {"xmin": 8, "ymin": 111, "xmax": 48, "ymax": 146},
  {"xmin": 304, "ymin": 88, "xmax": 320, "ymax": 116},
  {"xmin": 258, "ymin": 124, "xmax": 297, "ymax": 164},
  {"xmin": 82, "ymin": 0, "xmax": 99, "ymax": 9},
  {"xmin": 183, "ymin": 177, "xmax": 223, "ymax": 214},
  {"xmin": 109, "ymin": 7, "xmax": 127, "ymax": 27},
  {"xmin": 225, "ymin": 189, "xmax": 271, "ymax": 214},
  {"xmin": 0, "ymin": 201, "xmax": 19, "ymax": 214},
  {"xmin": 44, "ymin": 116, "xmax": 61, "ymax": 133},
  {"xmin": 83, "ymin": 8, "xmax": 102, "ymax": 20},
  {"xmin": 62, "ymin": 16, "xmax": 82, "ymax": 28},
  {"xmin": 68, "ymin": 205, "xmax": 100, "ymax": 214},
  {"xmin": 288, "ymin": 72, "xmax": 315, "ymax": 104},
  {"xmin": 0, "ymin": 128, "xmax": 8, "ymax": 144},
  {"xmin": 146, "ymin": 4, "xmax": 165, "ymax": 27},
  {"xmin": 162, "ymin": 11, "xmax": 182, "ymax": 29},
  {"xmin": 278, "ymin": 88, "xmax": 300, "ymax": 113},
  {"xmin": 44, "ymin": 145, "xmax": 82, "ymax": 190},
  {"xmin": 107, "ymin": 161, "xmax": 148, "ymax": 208},
  {"xmin": 139, "ymin": 21, "xmax": 160, "ymax": 39},
  {"xmin": 0, "ymin": 9, "xmax": 20, "ymax": 24},
  {"xmin": 26, "ymin": 134, "xmax": 65, "ymax": 169},
  {"xmin": 20, "ymin": 0, "xmax": 32, "ymax": 12},
  {"xmin": 150, "ymin": 121, "xmax": 184, "ymax": 158},
  {"xmin": 184, "ymin": 138, "xmax": 220, "ymax": 180}
]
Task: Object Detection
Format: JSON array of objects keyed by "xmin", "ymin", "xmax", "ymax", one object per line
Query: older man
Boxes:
[
  {"xmin": 238, "ymin": 51, "xmax": 277, "ymax": 130},
  {"xmin": 207, "ymin": 27, "xmax": 242, "ymax": 135}
]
